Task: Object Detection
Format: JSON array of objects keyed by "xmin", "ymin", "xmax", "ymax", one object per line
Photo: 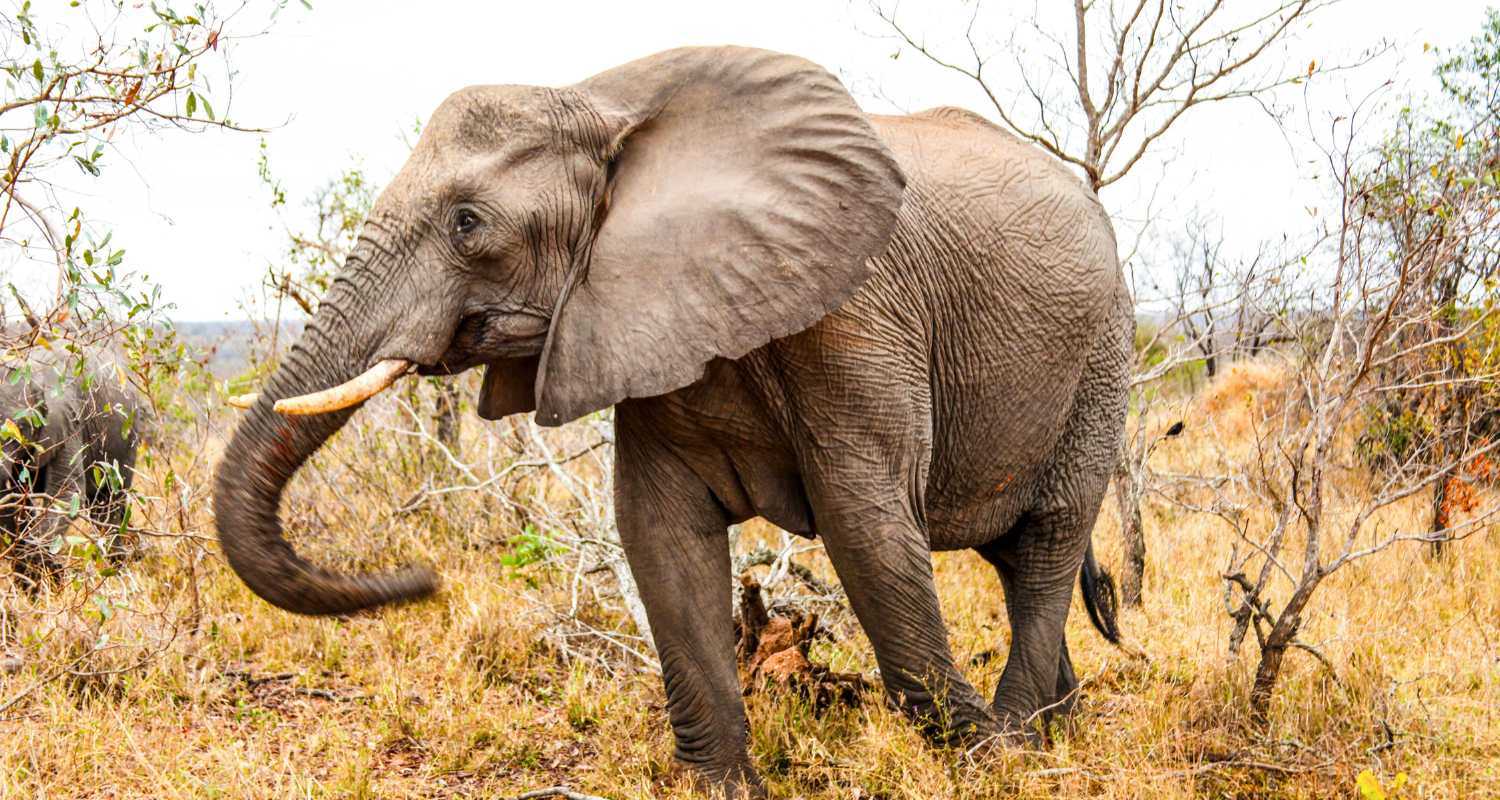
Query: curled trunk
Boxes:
[{"xmin": 214, "ymin": 276, "xmax": 436, "ymax": 615}]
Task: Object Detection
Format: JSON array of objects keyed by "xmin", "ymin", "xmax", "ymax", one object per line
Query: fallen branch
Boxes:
[
  {"xmin": 508, "ymin": 787, "xmax": 608, "ymax": 800},
  {"xmin": 735, "ymin": 545, "xmax": 840, "ymax": 596},
  {"xmin": 736, "ymin": 575, "xmax": 873, "ymax": 712}
]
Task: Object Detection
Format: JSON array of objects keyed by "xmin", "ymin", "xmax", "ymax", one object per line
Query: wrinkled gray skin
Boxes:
[
  {"xmin": 214, "ymin": 47, "xmax": 1130, "ymax": 796},
  {"xmin": 1, "ymin": 363, "xmax": 141, "ymax": 589}
]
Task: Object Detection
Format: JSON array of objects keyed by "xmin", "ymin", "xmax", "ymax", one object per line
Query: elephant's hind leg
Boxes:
[
  {"xmin": 978, "ymin": 515, "xmax": 1093, "ymax": 739},
  {"xmin": 818, "ymin": 510, "xmax": 998, "ymax": 743},
  {"xmin": 978, "ymin": 305, "xmax": 1129, "ymax": 739}
]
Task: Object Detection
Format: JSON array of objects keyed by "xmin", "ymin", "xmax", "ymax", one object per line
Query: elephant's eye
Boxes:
[{"xmin": 452, "ymin": 208, "xmax": 481, "ymax": 237}]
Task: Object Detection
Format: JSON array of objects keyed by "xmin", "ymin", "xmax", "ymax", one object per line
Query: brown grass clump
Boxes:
[
  {"xmin": 1197, "ymin": 359, "xmax": 1294, "ymax": 440},
  {"xmin": 0, "ymin": 373, "xmax": 1497, "ymax": 799}
]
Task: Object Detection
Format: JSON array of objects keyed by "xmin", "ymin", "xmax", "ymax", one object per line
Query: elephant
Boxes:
[
  {"xmin": 214, "ymin": 46, "xmax": 1129, "ymax": 796},
  {"xmin": 1, "ymin": 358, "xmax": 143, "ymax": 589}
]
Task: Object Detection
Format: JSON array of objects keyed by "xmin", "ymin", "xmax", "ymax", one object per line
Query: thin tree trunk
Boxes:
[
  {"xmin": 1427, "ymin": 285, "xmax": 1466, "ymax": 558},
  {"xmin": 1112, "ymin": 459, "xmax": 1146, "ymax": 607},
  {"xmin": 1249, "ymin": 580, "xmax": 1317, "ymax": 723},
  {"xmin": 1430, "ymin": 468, "xmax": 1453, "ymax": 557},
  {"xmin": 432, "ymin": 378, "xmax": 461, "ymax": 455}
]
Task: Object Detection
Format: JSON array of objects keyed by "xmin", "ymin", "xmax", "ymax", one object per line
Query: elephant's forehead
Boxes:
[
  {"xmin": 378, "ymin": 84, "xmax": 588, "ymax": 211},
  {"xmin": 381, "ymin": 85, "xmax": 572, "ymax": 204},
  {"xmin": 421, "ymin": 84, "xmax": 562, "ymax": 154}
]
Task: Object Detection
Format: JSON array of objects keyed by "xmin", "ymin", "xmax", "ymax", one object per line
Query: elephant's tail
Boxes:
[{"xmin": 1079, "ymin": 542, "xmax": 1121, "ymax": 644}]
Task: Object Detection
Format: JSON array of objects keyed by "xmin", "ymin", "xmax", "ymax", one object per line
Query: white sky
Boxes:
[{"xmin": 45, "ymin": 0, "xmax": 1499, "ymax": 319}]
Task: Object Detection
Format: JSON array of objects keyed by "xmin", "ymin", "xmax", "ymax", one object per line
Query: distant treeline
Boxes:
[{"xmin": 173, "ymin": 320, "xmax": 303, "ymax": 378}]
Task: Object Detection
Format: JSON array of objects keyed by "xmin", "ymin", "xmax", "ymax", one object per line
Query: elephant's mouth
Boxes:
[
  {"xmin": 415, "ymin": 307, "xmax": 549, "ymax": 377},
  {"xmin": 266, "ymin": 308, "xmax": 548, "ymax": 416}
]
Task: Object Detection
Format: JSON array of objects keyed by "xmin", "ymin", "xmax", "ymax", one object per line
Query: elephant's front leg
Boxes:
[{"xmin": 614, "ymin": 410, "xmax": 760, "ymax": 797}]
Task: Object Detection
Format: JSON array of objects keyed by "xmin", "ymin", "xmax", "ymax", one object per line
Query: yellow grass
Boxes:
[{"xmin": 2, "ymin": 368, "xmax": 1498, "ymax": 799}]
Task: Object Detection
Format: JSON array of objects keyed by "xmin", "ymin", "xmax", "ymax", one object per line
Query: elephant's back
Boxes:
[
  {"xmin": 859, "ymin": 109, "xmax": 1127, "ymax": 544},
  {"xmin": 868, "ymin": 108, "xmax": 1121, "ymax": 313}
]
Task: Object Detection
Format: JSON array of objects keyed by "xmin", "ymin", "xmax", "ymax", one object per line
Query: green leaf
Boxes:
[
  {"xmin": 185, "ymin": 91, "xmax": 196, "ymax": 117},
  {"xmin": 74, "ymin": 156, "xmax": 100, "ymax": 177},
  {"xmin": 1, "ymin": 418, "xmax": 23, "ymax": 443},
  {"xmin": 200, "ymin": 95, "xmax": 215, "ymax": 121},
  {"xmin": 31, "ymin": 58, "xmax": 42, "ymax": 83}
]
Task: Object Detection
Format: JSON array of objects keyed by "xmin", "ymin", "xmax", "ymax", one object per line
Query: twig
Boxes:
[{"xmin": 508, "ymin": 786, "xmax": 609, "ymax": 800}]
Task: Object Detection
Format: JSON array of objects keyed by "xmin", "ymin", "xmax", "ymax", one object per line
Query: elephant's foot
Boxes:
[
  {"xmin": 888, "ymin": 681, "xmax": 1002, "ymax": 749},
  {"xmin": 992, "ymin": 642, "xmax": 1083, "ymax": 746},
  {"xmin": 991, "ymin": 703, "xmax": 1050, "ymax": 747},
  {"xmin": 674, "ymin": 757, "xmax": 765, "ymax": 800}
]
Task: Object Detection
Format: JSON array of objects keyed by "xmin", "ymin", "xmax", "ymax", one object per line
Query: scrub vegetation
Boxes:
[{"xmin": 2, "ymin": 2, "xmax": 1498, "ymax": 798}]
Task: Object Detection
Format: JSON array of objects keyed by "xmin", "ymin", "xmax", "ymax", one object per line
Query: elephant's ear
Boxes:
[{"xmin": 533, "ymin": 46, "xmax": 905, "ymax": 426}]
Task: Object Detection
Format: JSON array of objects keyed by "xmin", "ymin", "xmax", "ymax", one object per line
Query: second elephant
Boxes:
[{"xmin": 1, "ymin": 358, "xmax": 143, "ymax": 588}]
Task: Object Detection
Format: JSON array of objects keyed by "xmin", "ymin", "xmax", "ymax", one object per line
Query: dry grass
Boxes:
[{"xmin": 2, "ymin": 368, "xmax": 1498, "ymax": 799}]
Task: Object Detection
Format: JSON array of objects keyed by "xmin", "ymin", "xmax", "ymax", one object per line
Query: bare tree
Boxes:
[
  {"xmin": 873, "ymin": 0, "xmax": 1358, "ymax": 191},
  {"xmin": 1111, "ymin": 220, "xmax": 1281, "ymax": 605},
  {"xmin": 1185, "ymin": 86, "xmax": 1499, "ymax": 720}
]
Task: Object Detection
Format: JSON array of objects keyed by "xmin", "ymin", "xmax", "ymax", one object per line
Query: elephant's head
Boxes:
[{"xmin": 214, "ymin": 46, "xmax": 906, "ymax": 616}]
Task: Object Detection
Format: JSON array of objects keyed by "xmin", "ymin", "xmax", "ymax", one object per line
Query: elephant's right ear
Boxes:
[{"xmin": 534, "ymin": 47, "xmax": 905, "ymax": 426}]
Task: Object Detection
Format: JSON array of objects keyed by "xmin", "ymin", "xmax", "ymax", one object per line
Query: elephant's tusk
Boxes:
[
  {"xmin": 226, "ymin": 392, "xmax": 259, "ymax": 410},
  {"xmin": 273, "ymin": 359, "xmax": 412, "ymax": 416}
]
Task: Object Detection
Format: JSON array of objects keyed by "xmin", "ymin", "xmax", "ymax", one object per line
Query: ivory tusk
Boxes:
[
  {"xmin": 273, "ymin": 359, "xmax": 412, "ymax": 416},
  {"xmin": 226, "ymin": 392, "xmax": 259, "ymax": 410}
]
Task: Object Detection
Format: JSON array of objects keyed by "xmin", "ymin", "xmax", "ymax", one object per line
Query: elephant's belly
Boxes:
[
  {"xmin": 921, "ymin": 360, "xmax": 1087, "ymax": 551},
  {"xmin": 923, "ymin": 469, "xmax": 1040, "ymax": 551}
]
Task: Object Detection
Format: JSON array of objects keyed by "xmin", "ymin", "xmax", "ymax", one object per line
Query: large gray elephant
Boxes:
[
  {"xmin": 1, "ymin": 359, "xmax": 142, "ymax": 588},
  {"xmin": 215, "ymin": 47, "xmax": 1129, "ymax": 796}
]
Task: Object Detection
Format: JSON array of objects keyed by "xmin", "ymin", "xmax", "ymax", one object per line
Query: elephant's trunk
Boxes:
[{"xmin": 213, "ymin": 265, "xmax": 437, "ymax": 616}]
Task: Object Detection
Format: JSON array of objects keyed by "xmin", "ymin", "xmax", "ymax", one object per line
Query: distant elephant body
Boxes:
[
  {"xmin": 1, "ymin": 359, "xmax": 142, "ymax": 587},
  {"xmin": 215, "ymin": 47, "xmax": 1129, "ymax": 796}
]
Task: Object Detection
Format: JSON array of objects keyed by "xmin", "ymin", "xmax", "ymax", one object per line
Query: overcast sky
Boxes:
[{"xmin": 42, "ymin": 0, "xmax": 1500, "ymax": 319}]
